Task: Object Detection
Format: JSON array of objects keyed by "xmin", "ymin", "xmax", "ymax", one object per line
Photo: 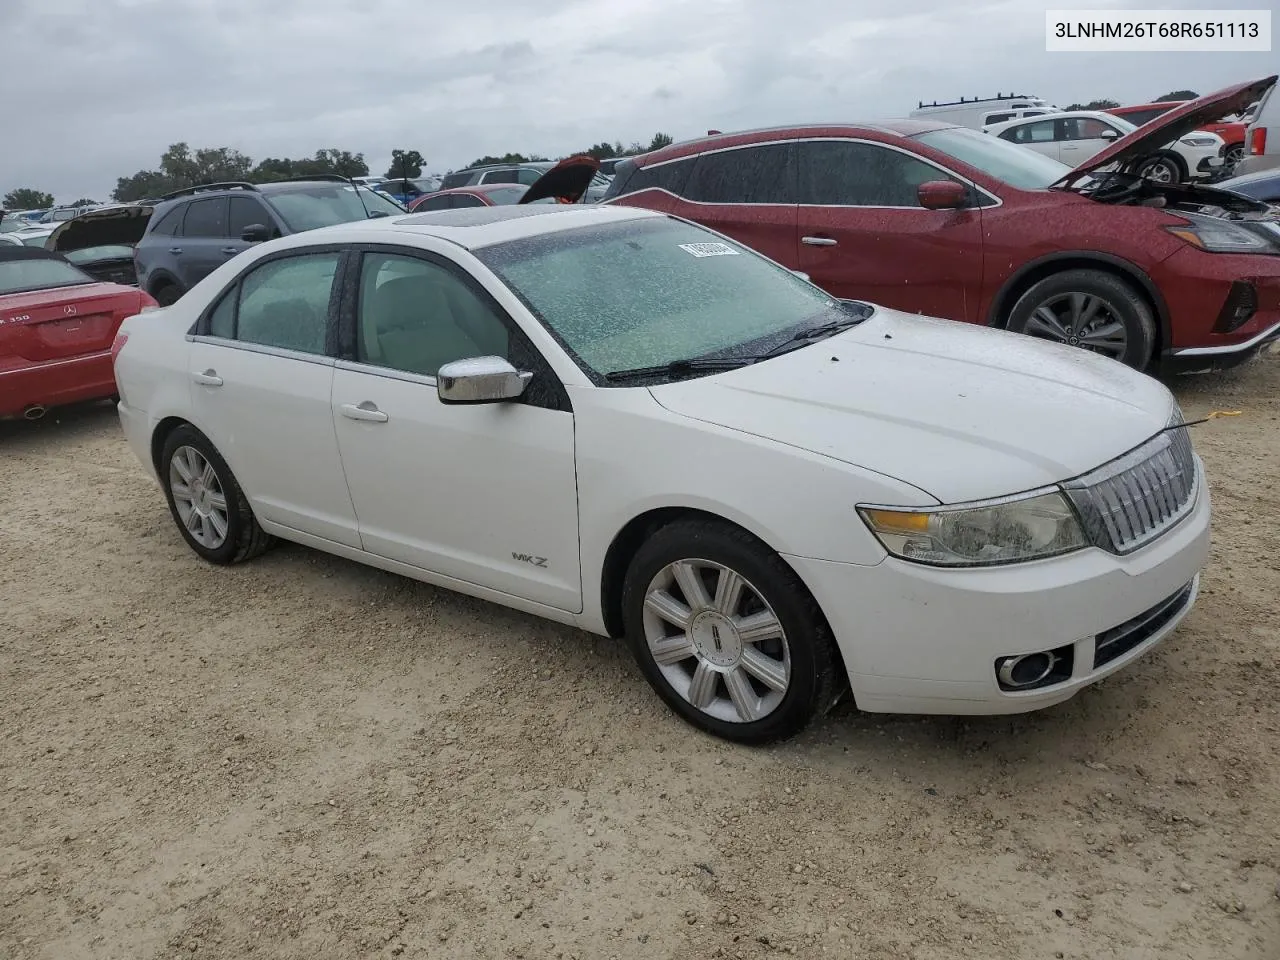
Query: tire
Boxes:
[
  {"xmin": 152, "ymin": 283, "xmax": 182, "ymax": 307},
  {"xmin": 159, "ymin": 424, "xmax": 274, "ymax": 564},
  {"xmin": 1005, "ymin": 269, "xmax": 1156, "ymax": 370},
  {"xmin": 1136, "ymin": 154, "xmax": 1182, "ymax": 184},
  {"xmin": 620, "ymin": 519, "xmax": 842, "ymax": 744}
]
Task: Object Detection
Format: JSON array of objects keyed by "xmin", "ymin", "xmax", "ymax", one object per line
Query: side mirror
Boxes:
[
  {"xmin": 437, "ymin": 356, "xmax": 531, "ymax": 405},
  {"xmin": 241, "ymin": 223, "xmax": 270, "ymax": 242},
  {"xmin": 1099, "ymin": 128, "xmax": 1120, "ymax": 141},
  {"xmin": 917, "ymin": 180, "xmax": 969, "ymax": 211}
]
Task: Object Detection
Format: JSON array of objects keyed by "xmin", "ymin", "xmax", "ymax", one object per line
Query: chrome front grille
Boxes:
[{"xmin": 1064, "ymin": 420, "xmax": 1198, "ymax": 555}]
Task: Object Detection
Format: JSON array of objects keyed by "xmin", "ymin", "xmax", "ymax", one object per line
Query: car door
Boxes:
[
  {"xmin": 330, "ymin": 247, "xmax": 580, "ymax": 611},
  {"xmin": 188, "ymin": 248, "xmax": 361, "ymax": 547},
  {"xmin": 666, "ymin": 142, "xmax": 798, "ymax": 268},
  {"xmin": 794, "ymin": 138, "xmax": 986, "ymax": 322},
  {"xmin": 1058, "ymin": 116, "xmax": 1121, "ymax": 166},
  {"xmin": 175, "ymin": 197, "xmax": 230, "ymax": 289}
]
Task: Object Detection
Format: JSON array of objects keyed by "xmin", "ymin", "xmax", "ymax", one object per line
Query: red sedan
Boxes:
[
  {"xmin": 1, "ymin": 246, "xmax": 157, "ymax": 420},
  {"xmin": 408, "ymin": 184, "xmax": 541, "ymax": 212}
]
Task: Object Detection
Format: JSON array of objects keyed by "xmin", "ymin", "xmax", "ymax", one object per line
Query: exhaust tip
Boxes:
[{"xmin": 23, "ymin": 405, "xmax": 47, "ymax": 421}]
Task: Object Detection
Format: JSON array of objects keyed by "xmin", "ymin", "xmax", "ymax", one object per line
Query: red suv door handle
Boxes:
[{"xmin": 802, "ymin": 236, "xmax": 838, "ymax": 247}]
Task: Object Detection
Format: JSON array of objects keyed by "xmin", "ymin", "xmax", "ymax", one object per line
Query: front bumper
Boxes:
[{"xmin": 786, "ymin": 459, "xmax": 1211, "ymax": 715}]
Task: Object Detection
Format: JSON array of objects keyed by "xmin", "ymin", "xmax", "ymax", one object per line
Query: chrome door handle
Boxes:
[
  {"xmin": 220, "ymin": 247, "xmax": 239, "ymax": 255},
  {"xmin": 340, "ymin": 401, "xmax": 389, "ymax": 423},
  {"xmin": 192, "ymin": 369, "xmax": 223, "ymax": 386},
  {"xmin": 169, "ymin": 247, "xmax": 183, "ymax": 255},
  {"xmin": 801, "ymin": 236, "xmax": 838, "ymax": 247}
]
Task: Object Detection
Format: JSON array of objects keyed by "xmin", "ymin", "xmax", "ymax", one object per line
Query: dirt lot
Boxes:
[{"xmin": 2, "ymin": 356, "xmax": 1278, "ymax": 960}]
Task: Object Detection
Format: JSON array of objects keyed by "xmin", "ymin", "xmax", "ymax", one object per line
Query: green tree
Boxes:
[
  {"xmin": 250, "ymin": 149, "xmax": 370, "ymax": 183},
  {"xmin": 3, "ymin": 187, "xmax": 55, "ymax": 209},
  {"xmin": 645, "ymin": 132, "xmax": 674, "ymax": 151},
  {"xmin": 385, "ymin": 149, "xmax": 426, "ymax": 179},
  {"xmin": 111, "ymin": 142, "xmax": 254, "ymax": 201},
  {"xmin": 69, "ymin": 197, "xmax": 97, "ymax": 206},
  {"xmin": 1065, "ymin": 98, "xmax": 1120, "ymax": 110},
  {"xmin": 1155, "ymin": 89, "xmax": 1197, "ymax": 102}
]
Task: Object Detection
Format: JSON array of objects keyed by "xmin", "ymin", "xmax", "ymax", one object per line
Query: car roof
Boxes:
[
  {"xmin": 285, "ymin": 204, "xmax": 662, "ymax": 252},
  {"xmin": 633, "ymin": 121, "xmax": 958, "ymax": 163}
]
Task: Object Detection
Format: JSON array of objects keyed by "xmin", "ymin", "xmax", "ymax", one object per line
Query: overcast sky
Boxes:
[{"xmin": 3, "ymin": 0, "xmax": 1274, "ymax": 202}]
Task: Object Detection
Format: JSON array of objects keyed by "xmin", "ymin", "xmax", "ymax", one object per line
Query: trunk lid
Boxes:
[
  {"xmin": 47, "ymin": 204, "xmax": 153, "ymax": 254},
  {"xmin": 1055, "ymin": 75, "xmax": 1276, "ymax": 186},
  {"xmin": 1, "ymin": 283, "xmax": 142, "ymax": 364},
  {"xmin": 519, "ymin": 155, "xmax": 603, "ymax": 204}
]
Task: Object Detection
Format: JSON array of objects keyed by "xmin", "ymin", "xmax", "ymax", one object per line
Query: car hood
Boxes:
[
  {"xmin": 519, "ymin": 155, "xmax": 602, "ymax": 204},
  {"xmin": 648, "ymin": 308, "xmax": 1175, "ymax": 504},
  {"xmin": 47, "ymin": 204, "xmax": 153, "ymax": 253},
  {"xmin": 1054, "ymin": 74, "xmax": 1276, "ymax": 185}
]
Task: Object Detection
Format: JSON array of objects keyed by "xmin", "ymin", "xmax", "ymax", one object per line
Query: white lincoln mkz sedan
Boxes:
[{"xmin": 113, "ymin": 204, "xmax": 1210, "ymax": 743}]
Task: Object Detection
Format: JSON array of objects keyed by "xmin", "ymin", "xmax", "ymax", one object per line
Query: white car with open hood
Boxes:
[{"xmin": 111, "ymin": 204, "xmax": 1211, "ymax": 743}]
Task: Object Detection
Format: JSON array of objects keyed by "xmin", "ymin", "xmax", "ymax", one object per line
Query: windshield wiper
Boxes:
[
  {"xmin": 757, "ymin": 315, "xmax": 863, "ymax": 359},
  {"xmin": 603, "ymin": 357, "xmax": 756, "ymax": 383}
]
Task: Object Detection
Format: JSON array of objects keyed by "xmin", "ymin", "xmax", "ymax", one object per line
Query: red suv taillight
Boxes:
[{"xmin": 1250, "ymin": 126, "xmax": 1267, "ymax": 155}]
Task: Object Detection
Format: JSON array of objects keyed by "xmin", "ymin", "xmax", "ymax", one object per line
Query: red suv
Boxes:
[{"xmin": 604, "ymin": 76, "xmax": 1279, "ymax": 374}]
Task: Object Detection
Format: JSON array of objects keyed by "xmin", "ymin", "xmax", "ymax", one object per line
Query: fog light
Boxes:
[{"xmin": 995, "ymin": 644, "xmax": 1074, "ymax": 691}]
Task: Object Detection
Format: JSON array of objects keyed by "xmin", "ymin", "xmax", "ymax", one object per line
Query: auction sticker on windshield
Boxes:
[{"xmin": 678, "ymin": 242, "xmax": 741, "ymax": 258}]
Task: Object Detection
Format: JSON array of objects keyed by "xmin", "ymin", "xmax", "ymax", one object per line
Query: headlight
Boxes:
[
  {"xmin": 1179, "ymin": 136, "xmax": 1218, "ymax": 147},
  {"xmin": 858, "ymin": 490, "xmax": 1087, "ymax": 567},
  {"xmin": 1166, "ymin": 213, "xmax": 1280, "ymax": 254}
]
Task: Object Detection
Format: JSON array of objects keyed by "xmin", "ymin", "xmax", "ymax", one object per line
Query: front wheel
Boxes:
[
  {"xmin": 621, "ymin": 519, "xmax": 842, "ymax": 744},
  {"xmin": 1136, "ymin": 154, "xmax": 1182, "ymax": 184},
  {"xmin": 152, "ymin": 283, "xmax": 182, "ymax": 307},
  {"xmin": 1223, "ymin": 144, "xmax": 1244, "ymax": 173},
  {"xmin": 159, "ymin": 425, "xmax": 274, "ymax": 564},
  {"xmin": 1004, "ymin": 269, "xmax": 1156, "ymax": 370}
]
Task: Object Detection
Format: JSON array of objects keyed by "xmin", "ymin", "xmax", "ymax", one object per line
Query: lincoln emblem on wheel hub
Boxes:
[{"xmin": 690, "ymin": 611, "xmax": 744, "ymax": 668}]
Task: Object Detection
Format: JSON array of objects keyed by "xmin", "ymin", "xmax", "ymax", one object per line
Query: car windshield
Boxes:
[
  {"xmin": 475, "ymin": 217, "xmax": 845, "ymax": 382},
  {"xmin": 264, "ymin": 184, "xmax": 405, "ymax": 232},
  {"xmin": 22, "ymin": 234, "xmax": 50, "ymax": 247},
  {"xmin": 0, "ymin": 218, "xmax": 29, "ymax": 234},
  {"xmin": 914, "ymin": 127, "xmax": 1074, "ymax": 189},
  {"xmin": 63, "ymin": 245, "xmax": 135, "ymax": 263},
  {"xmin": 0, "ymin": 257, "xmax": 93, "ymax": 295}
]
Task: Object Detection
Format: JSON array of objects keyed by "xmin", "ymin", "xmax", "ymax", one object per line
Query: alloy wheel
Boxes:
[
  {"xmin": 169, "ymin": 445, "xmax": 230, "ymax": 549},
  {"xmin": 642, "ymin": 559, "xmax": 791, "ymax": 724},
  {"xmin": 1139, "ymin": 158, "xmax": 1177, "ymax": 184},
  {"xmin": 1024, "ymin": 291, "xmax": 1127, "ymax": 359}
]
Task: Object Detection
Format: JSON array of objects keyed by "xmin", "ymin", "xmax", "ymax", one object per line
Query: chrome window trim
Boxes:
[
  {"xmin": 334, "ymin": 357, "xmax": 438, "ymax": 387},
  {"xmin": 187, "ymin": 334, "xmax": 335, "ymax": 368}
]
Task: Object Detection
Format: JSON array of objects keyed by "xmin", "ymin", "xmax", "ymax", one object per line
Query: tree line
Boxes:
[
  {"xmin": 3, "ymin": 131, "xmax": 675, "ymax": 211},
  {"xmin": 1063, "ymin": 89, "xmax": 1197, "ymax": 111}
]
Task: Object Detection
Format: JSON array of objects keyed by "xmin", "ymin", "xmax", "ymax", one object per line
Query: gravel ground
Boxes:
[{"xmin": 2, "ymin": 355, "xmax": 1278, "ymax": 960}]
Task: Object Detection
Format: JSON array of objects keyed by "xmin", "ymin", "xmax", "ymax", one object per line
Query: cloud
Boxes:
[{"xmin": 3, "ymin": 0, "xmax": 1273, "ymax": 201}]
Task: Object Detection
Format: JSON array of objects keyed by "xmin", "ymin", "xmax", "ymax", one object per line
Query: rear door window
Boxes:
[
  {"xmin": 208, "ymin": 252, "xmax": 340, "ymax": 354},
  {"xmin": 149, "ymin": 204, "xmax": 185, "ymax": 236},
  {"xmin": 682, "ymin": 143, "xmax": 796, "ymax": 204},
  {"xmin": 451, "ymin": 194, "xmax": 487, "ymax": 208},
  {"xmin": 180, "ymin": 198, "xmax": 229, "ymax": 238}
]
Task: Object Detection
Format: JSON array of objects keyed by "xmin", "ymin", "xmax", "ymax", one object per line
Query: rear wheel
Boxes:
[
  {"xmin": 621, "ymin": 519, "xmax": 841, "ymax": 744},
  {"xmin": 159, "ymin": 425, "xmax": 274, "ymax": 564},
  {"xmin": 1005, "ymin": 269, "xmax": 1156, "ymax": 370}
]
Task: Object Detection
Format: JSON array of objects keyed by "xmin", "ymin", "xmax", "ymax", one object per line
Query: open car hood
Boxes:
[
  {"xmin": 518, "ymin": 155, "xmax": 602, "ymax": 205},
  {"xmin": 47, "ymin": 204, "xmax": 153, "ymax": 254},
  {"xmin": 1054, "ymin": 75, "xmax": 1276, "ymax": 186}
]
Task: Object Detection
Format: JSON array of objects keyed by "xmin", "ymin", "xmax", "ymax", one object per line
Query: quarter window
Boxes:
[
  {"xmin": 1001, "ymin": 120, "xmax": 1059, "ymax": 144},
  {"xmin": 222, "ymin": 252, "xmax": 339, "ymax": 354},
  {"xmin": 683, "ymin": 143, "xmax": 796, "ymax": 204},
  {"xmin": 180, "ymin": 197, "xmax": 228, "ymax": 238},
  {"xmin": 149, "ymin": 204, "xmax": 184, "ymax": 236},
  {"xmin": 797, "ymin": 140, "xmax": 960, "ymax": 207},
  {"xmin": 355, "ymin": 253, "xmax": 510, "ymax": 376}
]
